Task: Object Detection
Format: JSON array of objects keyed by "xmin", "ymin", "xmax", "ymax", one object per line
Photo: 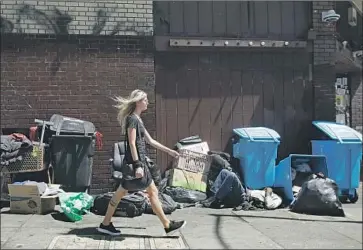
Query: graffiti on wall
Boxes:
[
  {"xmin": 0, "ymin": 4, "xmax": 146, "ymax": 36},
  {"xmin": 15, "ymin": 4, "xmax": 73, "ymax": 35},
  {"xmin": 1, "ymin": 16, "xmax": 14, "ymax": 33},
  {"xmin": 1, "ymin": 4, "xmax": 148, "ymax": 75}
]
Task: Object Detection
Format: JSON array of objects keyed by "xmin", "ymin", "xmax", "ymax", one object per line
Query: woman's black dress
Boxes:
[{"xmin": 120, "ymin": 114, "xmax": 152, "ymax": 191}]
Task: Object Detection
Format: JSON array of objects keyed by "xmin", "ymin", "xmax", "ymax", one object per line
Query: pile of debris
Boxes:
[{"xmin": 91, "ymin": 135, "xmax": 284, "ymax": 219}]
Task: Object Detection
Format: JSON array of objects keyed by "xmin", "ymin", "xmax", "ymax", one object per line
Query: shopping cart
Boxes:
[{"xmin": 0, "ymin": 119, "xmax": 54, "ymax": 195}]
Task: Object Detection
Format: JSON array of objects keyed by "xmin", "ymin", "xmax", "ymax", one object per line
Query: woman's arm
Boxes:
[
  {"xmin": 127, "ymin": 127, "xmax": 139, "ymax": 162},
  {"xmin": 144, "ymin": 129, "xmax": 179, "ymax": 158}
]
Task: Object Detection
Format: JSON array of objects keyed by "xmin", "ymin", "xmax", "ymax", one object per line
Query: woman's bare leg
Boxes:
[
  {"xmin": 146, "ymin": 181, "xmax": 170, "ymax": 228},
  {"xmin": 102, "ymin": 185, "xmax": 128, "ymax": 226}
]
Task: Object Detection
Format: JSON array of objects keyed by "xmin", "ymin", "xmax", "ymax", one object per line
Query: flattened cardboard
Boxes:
[
  {"xmin": 179, "ymin": 142, "xmax": 209, "ymax": 154},
  {"xmin": 169, "ymin": 168, "xmax": 207, "ymax": 192},
  {"xmin": 8, "ymin": 184, "xmax": 40, "ymax": 197}
]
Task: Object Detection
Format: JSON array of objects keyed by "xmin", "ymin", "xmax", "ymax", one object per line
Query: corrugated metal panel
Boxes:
[
  {"xmin": 155, "ymin": 51, "xmax": 312, "ymax": 170},
  {"xmin": 154, "ymin": 1, "xmax": 311, "ymax": 40}
]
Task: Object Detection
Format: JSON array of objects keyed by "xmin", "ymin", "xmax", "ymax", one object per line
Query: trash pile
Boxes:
[
  {"xmin": 5, "ymin": 180, "xmax": 94, "ymax": 221},
  {"xmin": 290, "ymin": 173, "xmax": 345, "ymax": 217},
  {"xmin": 90, "ymin": 135, "xmax": 285, "ymax": 219},
  {"xmin": 92, "ymin": 136, "xmax": 212, "ymax": 218},
  {"xmin": 91, "ymin": 129, "xmax": 353, "ymax": 218},
  {"xmin": 2, "ymin": 118, "xmax": 360, "ymax": 221}
]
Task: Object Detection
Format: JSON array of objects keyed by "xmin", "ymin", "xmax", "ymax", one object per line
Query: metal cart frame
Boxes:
[{"xmin": 0, "ymin": 119, "xmax": 54, "ymax": 195}]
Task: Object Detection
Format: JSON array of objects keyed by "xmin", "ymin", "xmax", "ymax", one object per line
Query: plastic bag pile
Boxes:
[
  {"xmin": 59, "ymin": 192, "xmax": 94, "ymax": 222},
  {"xmin": 290, "ymin": 175, "xmax": 345, "ymax": 217}
]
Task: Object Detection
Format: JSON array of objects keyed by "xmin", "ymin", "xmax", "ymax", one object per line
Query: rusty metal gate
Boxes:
[{"xmin": 155, "ymin": 51, "xmax": 313, "ymax": 170}]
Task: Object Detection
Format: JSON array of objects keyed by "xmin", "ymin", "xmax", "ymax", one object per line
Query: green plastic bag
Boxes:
[{"xmin": 59, "ymin": 192, "xmax": 94, "ymax": 222}]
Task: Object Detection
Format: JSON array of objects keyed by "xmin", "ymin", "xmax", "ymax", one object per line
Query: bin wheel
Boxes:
[
  {"xmin": 349, "ymin": 190, "xmax": 359, "ymax": 203},
  {"xmin": 339, "ymin": 195, "xmax": 349, "ymax": 203}
]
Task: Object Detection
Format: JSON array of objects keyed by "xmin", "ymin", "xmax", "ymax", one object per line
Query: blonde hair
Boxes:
[{"xmin": 113, "ymin": 89, "xmax": 147, "ymax": 133}]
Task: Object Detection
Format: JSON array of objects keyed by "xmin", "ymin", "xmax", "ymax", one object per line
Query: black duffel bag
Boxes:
[
  {"xmin": 92, "ymin": 192, "xmax": 147, "ymax": 218},
  {"xmin": 145, "ymin": 193, "xmax": 178, "ymax": 215}
]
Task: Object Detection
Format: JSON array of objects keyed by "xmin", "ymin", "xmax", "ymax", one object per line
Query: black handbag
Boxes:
[{"xmin": 120, "ymin": 123, "xmax": 143, "ymax": 181}]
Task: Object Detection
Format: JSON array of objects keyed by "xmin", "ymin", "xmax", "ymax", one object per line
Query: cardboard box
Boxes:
[
  {"xmin": 168, "ymin": 168, "xmax": 208, "ymax": 192},
  {"xmin": 8, "ymin": 184, "xmax": 57, "ymax": 214}
]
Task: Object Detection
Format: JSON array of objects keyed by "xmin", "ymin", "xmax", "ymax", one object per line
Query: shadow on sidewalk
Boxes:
[
  {"xmin": 210, "ymin": 212, "xmax": 363, "ymax": 224},
  {"xmin": 214, "ymin": 216, "xmax": 231, "ymax": 250},
  {"xmin": 0, "ymin": 210, "xmax": 13, "ymax": 215},
  {"xmin": 51, "ymin": 212, "xmax": 74, "ymax": 222},
  {"xmin": 207, "ymin": 212, "xmax": 362, "ymax": 250},
  {"xmin": 66, "ymin": 227, "xmax": 179, "ymax": 239}
]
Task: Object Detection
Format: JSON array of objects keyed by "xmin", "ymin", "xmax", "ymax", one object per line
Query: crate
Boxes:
[
  {"xmin": 2, "ymin": 143, "xmax": 45, "ymax": 174},
  {"xmin": 173, "ymin": 149, "xmax": 211, "ymax": 174}
]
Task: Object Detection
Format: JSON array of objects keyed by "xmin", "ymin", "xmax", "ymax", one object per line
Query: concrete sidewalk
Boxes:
[
  {"xmin": 1, "ymin": 185, "xmax": 362, "ymax": 249},
  {"xmin": 1, "ymin": 201, "xmax": 362, "ymax": 249}
]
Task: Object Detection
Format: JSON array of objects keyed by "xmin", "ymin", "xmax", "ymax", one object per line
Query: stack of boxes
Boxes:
[{"xmin": 167, "ymin": 142, "xmax": 211, "ymax": 192}]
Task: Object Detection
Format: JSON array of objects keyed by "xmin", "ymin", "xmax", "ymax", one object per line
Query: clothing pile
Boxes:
[{"xmin": 1, "ymin": 133, "xmax": 33, "ymax": 166}]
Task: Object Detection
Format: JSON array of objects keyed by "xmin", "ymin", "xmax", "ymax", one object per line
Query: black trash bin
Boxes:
[{"xmin": 47, "ymin": 114, "xmax": 97, "ymax": 193}]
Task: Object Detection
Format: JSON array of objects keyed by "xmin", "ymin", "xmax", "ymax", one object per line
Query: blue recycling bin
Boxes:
[
  {"xmin": 232, "ymin": 127, "xmax": 280, "ymax": 189},
  {"xmin": 311, "ymin": 121, "xmax": 362, "ymax": 202},
  {"xmin": 274, "ymin": 154, "xmax": 329, "ymax": 203}
]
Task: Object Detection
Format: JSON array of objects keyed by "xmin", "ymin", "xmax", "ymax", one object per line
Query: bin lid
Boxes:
[
  {"xmin": 49, "ymin": 114, "xmax": 96, "ymax": 135},
  {"xmin": 233, "ymin": 127, "xmax": 280, "ymax": 142},
  {"xmin": 312, "ymin": 121, "xmax": 362, "ymax": 142}
]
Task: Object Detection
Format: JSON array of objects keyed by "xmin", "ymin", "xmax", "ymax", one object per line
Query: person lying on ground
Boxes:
[
  {"xmin": 200, "ymin": 169, "xmax": 282, "ymax": 210},
  {"xmin": 97, "ymin": 89, "xmax": 186, "ymax": 236}
]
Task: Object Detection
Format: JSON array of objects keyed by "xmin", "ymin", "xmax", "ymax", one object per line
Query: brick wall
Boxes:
[
  {"xmin": 351, "ymin": 73, "xmax": 362, "ymax": 133},
  {"xmin": 1, "ymin": 34, "xmax": 155, "ymax": 194},
  {"xmin": 312, "ymin": 1, "xmax": 336, "ymax": 66},
  {"xmin": 312, "ymin": 1, "xmax": 337, "ymax": 121},
  {"xmin": 351, "ymin": 73, "xmax": 363, "ymax": 181},
  {"xmin": 1, "ymin": 0, "xmax": 153, "ymax": 36},
  {"xmin": 312, "ymin": 1, "xmax": 362, "ymax": 182},
  {"xmin": 1, "ymin": 0, "xmax": 155, "ymax": 194}
]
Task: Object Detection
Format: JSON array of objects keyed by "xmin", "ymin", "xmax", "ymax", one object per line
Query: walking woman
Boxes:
[{"xmin": 97, "ymin": 89, "xmax": 186, "ymax": 236}]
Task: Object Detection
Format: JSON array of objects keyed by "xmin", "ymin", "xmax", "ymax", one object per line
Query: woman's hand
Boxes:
[
  {"xmin": 135, "ymin": 167, "xmax": 144, "ymax": 179},
  {"xmin": 133, "ymin": 160, "xmax": 144, "ymax": 179},
  {"xmin": 168, "ymin": 150, "xmax": 180, "ymax": 158}
]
